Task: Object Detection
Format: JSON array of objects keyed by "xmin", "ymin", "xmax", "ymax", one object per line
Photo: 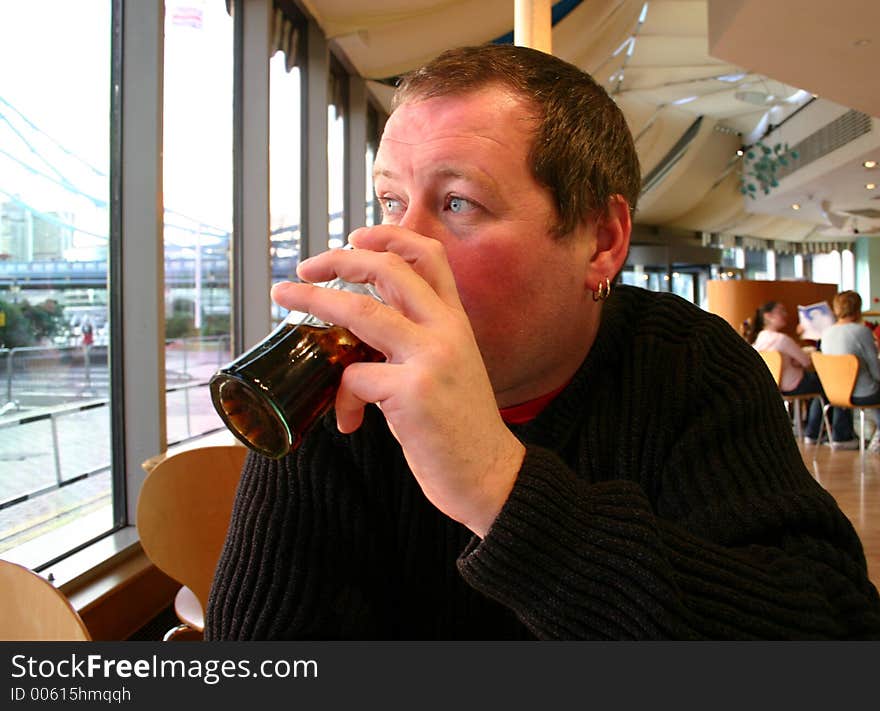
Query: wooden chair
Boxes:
[
  {"xmin": 757, "ymin": 350, "xmax": 822, "ymax": 440},
  {"xmin": 811, "ymin": 352, "xmax": 880, "ymax": 464},
  {"xmin": 0, "ymin": 560, "xmax": 91, "ymax": 640},
  {"xmin": 137, "ymin": 444, "xmax": 248, "ymax": 640}
]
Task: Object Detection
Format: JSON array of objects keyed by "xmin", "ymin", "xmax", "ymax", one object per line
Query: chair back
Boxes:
[
  {"xmin": 757, "ymin": 350, "xmax": 783, "ymax": 387},
  {"xmin": 811, "ymin": 352, "xmax": 859, "ymax": 408},
  {"xmin": 0, "ymin": 560, "xmax": 91, "ymax": 640},
  {"xmin": 136, "ymin": 445, "xmax": 248, "ymax": 618}
]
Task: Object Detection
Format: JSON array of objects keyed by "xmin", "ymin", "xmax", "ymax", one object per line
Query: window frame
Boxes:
[{"xmin": 14, "ymin": 0, "xmax": 379, "ymax": 608}]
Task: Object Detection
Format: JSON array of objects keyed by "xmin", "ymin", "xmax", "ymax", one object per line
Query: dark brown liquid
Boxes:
[{"xmin": 210, "ymin": 322, "xmax": 383, "ymax": 458}]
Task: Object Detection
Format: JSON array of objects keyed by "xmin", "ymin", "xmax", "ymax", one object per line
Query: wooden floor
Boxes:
[{"xmin": 799, "ymin": 440, "xmax": 880, "ymax": 589}]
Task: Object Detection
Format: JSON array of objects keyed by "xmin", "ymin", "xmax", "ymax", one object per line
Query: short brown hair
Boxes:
[
  {"xmin": 392, "ymin": 44, "xmax": 641, "ymax": 237},
  {"xmin": 833, "ymin": 290, "xmax": 862, "ymax": 320}
]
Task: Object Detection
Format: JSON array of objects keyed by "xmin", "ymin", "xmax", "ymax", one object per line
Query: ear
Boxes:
[{"xmin": 584, "ymin": 195, "xmax": 631, "ymax": 292}]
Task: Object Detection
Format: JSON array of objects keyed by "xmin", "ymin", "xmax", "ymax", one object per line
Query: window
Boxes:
[
  {"xmin": 777, "ymin": 252, "xmax": 797, "ymax": 280},
  {"xmin": 163, "ymin": 1, "xmax": 233, "ymax": 445},
  {"xmin": 841, "ymin": 249, "xmax": 855, "ymax": 291},
  {"xmin": 813, "ymin": 250, "xmax": 843, "ymax": 287},
  {"xmin": 0, "ymin": 0, "xmax": 382, "ymax": 582},
  {"xmin": 0, "ymin": 1, "xmax": 114, "ymax": 568},
  {"xmin": 269, "ymin": 50, "xmax": 302, "ymax": 325},
  {"xmin": 744, "ymin": 248, "xmax": 769, "ymax": 280},
  {"xmin": 328, "ymin": 56, "xmax": 348, "ymax": 249},
  {"xmin": 365, "ymin": 102, "xmax": 383, "ymax": 227}
]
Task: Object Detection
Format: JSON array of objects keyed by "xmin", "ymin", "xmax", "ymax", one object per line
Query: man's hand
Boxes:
[{"xmin": 270, "ymin": 226, "xmax": 525, "ymax": 537}]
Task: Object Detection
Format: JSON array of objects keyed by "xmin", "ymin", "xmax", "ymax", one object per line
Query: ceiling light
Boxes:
[
  {"xmin": 736, "ymin": 148, "xmax": 744, "ymax": 156},
  {"xmin": 612, "ymin": 37, "xmax": 633, "ymax": 57},
  {"xmin": 867, "ymin": 183, "xmax": 877, "ymax": 190},
  {"xmin": 792, "ymin": 203, "xmax": 801, "ymax": 210},
  {"xmin": 865, "ymin": 160, "xmax": 878, "ymax": 169},
  {"xmin": 734, "ymin": 91, "xmax": 783, "ymax": 107}
]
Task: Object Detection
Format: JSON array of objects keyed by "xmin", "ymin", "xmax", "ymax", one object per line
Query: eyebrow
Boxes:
[{"xmin": 373, "ymin": 165, "xmax": 497, "ymax": 193}]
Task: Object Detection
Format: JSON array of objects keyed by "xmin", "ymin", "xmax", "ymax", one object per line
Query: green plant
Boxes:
[
  {"xmin": 165, "ymin": 313, "xmax": 195, "ymax": 339},
  {"xmin": 739, "ymin": 141, "xmax": 799, "ymax": 198},
  {"xmin": 0, "ymin": 298, "xmax": 68, "ymax": 348},
  {"xmin": 201, "ymin": 313, "xmax": 230, "ymax": 337}
]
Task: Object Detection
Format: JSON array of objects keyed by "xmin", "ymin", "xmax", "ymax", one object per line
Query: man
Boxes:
[{"xmin": 206, "ymin": 44, "xmax": 880, "ymax": 639}]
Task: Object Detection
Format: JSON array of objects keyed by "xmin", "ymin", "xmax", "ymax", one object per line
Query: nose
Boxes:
[{"xmin": 398, "ymin": 200, "xmax": 442, "ymax": 241}]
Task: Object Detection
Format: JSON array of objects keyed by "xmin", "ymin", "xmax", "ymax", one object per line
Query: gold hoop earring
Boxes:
[{"xmin": 592, "ymin": 277, "xmax": 611, "ymax": 302}]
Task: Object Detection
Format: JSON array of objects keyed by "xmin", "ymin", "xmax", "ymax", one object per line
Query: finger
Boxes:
[
  {"xmin": 348, "ymin": 226, "xmax": 463, "ymax": 309},
  {"xmin": 334, "ymin": 361, "xmax": 396, "ymax": 433},
  {"xmin": 296, "ymin": 245, "xmax": 460, "ymax": 324},
  {"xmin": 270, "ymin": 280, "xmax": 422, "ymax": 359}
]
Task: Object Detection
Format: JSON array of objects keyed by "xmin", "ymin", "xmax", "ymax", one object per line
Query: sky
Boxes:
[
  {"xmin": 0, "ymin": 0, "xmax": 112, "ymax": 256},
  {"xmin": 1, "ymin": 0, "xmax": 348, "ymax": 261}
]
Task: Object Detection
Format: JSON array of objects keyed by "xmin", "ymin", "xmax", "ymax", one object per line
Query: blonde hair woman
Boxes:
[{"xmin": 821, "ymin": 290, "xmax": 880, "ymax": 451}]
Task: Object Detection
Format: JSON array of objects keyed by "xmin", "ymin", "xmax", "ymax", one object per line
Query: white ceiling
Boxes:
[{"xmin": 304, "ymin": 0, "xmax": 880, "ymax": 243}]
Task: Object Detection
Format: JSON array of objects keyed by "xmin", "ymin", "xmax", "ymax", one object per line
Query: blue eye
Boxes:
[
  {"xmin": 447, "ymin": 196, "xmax": 473, "ymax": 213},
  {"xmin": 380, "ymin": 197, "xmax": 402, "ymax": 214}
]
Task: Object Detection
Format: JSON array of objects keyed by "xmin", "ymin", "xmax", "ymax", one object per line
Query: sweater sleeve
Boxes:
[
  {"xmin": 457, "ymin": 299, "xmax": 880, "ymax": 640},
  {"xmin": 856, "ymin": 326, "xmax": 880, "ymax": 384},
  {"xmin": 205, "ymin": 413, "xmax": 395, "ymax": 640}
]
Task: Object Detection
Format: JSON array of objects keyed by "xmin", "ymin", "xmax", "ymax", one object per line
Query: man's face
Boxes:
[{"xmin": 373, "ymin": 87, "xmax": 596, "ymax": 406}]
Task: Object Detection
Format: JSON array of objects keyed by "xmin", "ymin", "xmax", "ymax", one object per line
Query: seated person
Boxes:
[
  {"xmin": 206, "ymin": 44, "xmax": 880, "ymax": 640},
  {"xmin": 748, "ymin": 301, "xmax": 832, "ymax": 444},
  {"xmin": 820, "ymin": 290, "xmax": 880, "ymax": 452}
]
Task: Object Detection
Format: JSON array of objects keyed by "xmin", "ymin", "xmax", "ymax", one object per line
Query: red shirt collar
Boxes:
[{"xmin": 499, "ymin": 381, "xmax": 569, "ymax": 425}]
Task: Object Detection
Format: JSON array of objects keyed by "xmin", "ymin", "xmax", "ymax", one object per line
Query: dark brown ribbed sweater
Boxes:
[{"xmin": 205, "ymin": 285, "xmax": 880, "ymax": 639}]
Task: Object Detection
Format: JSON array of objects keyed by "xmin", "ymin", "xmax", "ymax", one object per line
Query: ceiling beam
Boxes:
[{"xmin": 515, "ymin": 0, "xmax": 552, "ymax": 54}]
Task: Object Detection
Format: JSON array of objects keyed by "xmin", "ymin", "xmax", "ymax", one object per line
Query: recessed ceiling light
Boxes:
[
  {"xmin": 734, "ymin": 90, "xmax": 783, "ymax": 107},
  {"xmin": 792, "ymin": 203, "xmax": 801, "ymax": 210},
  {"xmin": 867, "ymin": 183, "xmax": 877, "ymax": 190},
  {"xmin": 865, "ymin": 160, "xmax": 878, "ymax": 169}
]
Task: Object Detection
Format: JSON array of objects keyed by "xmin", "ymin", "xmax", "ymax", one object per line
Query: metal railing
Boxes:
[
  {"xmin": 0, "ymin": 335, "xmax": 231, "ymax": 537},
  {"xmin": 0, "ymin": 398, "xmax": 110, "ymax": 512}
]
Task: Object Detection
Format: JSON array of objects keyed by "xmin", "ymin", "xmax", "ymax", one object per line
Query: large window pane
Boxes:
[
  {"xmin": 328, "ymin": 59, "xmax": 348, "ymax": 249},
  {"xmin": 163, "ymin": 1, "xmax": 233, "ymax": 445},
  {"xmin": 0, "ymin": 1, "xmax": 113, "ymax": 566},
  {"xmin": 269, "ymin": 52, "xmax": 302, "ymax": 325},
  {"xmin": 365, "ymin": 102, "xmax": 380, "ymax": 227}
]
